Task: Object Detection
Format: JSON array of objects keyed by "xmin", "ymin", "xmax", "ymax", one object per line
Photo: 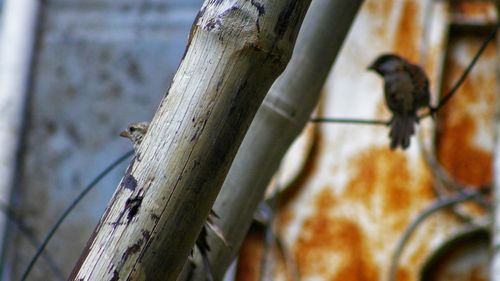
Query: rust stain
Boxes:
[
  {"xmin": 396, "ymin": 268, "xmax": 411, "ymax": 281},
  {"xmin": 278, "ymin": 144, "xmax": 437, "ymax": 280},
  {"xmin": 345, "ymin": 148, "xmax": 433, "ymax": 226},
  {"xmin": 315, "ymin": 187, "xmax": 338, "ymax": 211},
  {"xmin": 451, "ymin": 1, "xmax": 498, "ymax": 24},
  {"xmin": 235, "ymin": 230, "xmax": 264, "ymax": 281},
  {"xmin": 393, "ymin": 0, "xmax": 420, "ymax": 61},
  {"xmin": 294, "ymin": 216, "xmax": 379, "ymax": 280},
  {"xmin": 276, "ymin": 209, "xmax": 293, "ymax": 236},
  {"xmin": 364, "ymin": 0, "xmax": 394, "ymax": 17},
  {"xmin": 437, "ymin": 116, "xmax": 492, "ymax": 186},
  {"xmin": 453, "ymin": 2, "xmax": 494, "ymax": 15},
  {"xmin": 436, "ymin": 36, "xmax": 497, "ymax": 187},
  {"xmin": 364, "ymin": 0, "xmax": 395, "ymax": 38}
]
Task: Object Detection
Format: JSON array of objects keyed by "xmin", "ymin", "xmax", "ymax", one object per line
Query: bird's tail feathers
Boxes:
[{"xmin": 389, "ymin": 115, "xmax": 415, "ymax": 150}]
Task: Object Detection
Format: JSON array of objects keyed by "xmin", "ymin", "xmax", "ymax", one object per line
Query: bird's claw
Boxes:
[{"xmin": 429, "ymin": 106, "xmax": 437, "ymax": 119}]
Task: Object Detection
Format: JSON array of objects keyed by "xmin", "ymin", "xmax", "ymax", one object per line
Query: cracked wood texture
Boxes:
[{"xmin": 69, "ymin": 0, "xmax": 311, "ymax": 280}]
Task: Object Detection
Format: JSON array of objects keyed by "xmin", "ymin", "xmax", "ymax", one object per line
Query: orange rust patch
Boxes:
[
  {"xmin": 396, "ymin": 267, "xmax": 411, "ymax": 281},
  {"xmin": 315, "ymin": 187, "xmax": 338, "ymax": 211},
  {"xmin": 436, "ymin": 35, "xmax": 496, "ymax": 187},
  {"xmin": 236, "ymin": 230, "xmax": 264, "ymax": 281},
  {"xmin": 437, "ymin": 98, "xmax": 488, "ymax": 174},
  {"xmin": 279, "ymin": 187, "xmax": 337, "ymax": 239},
  {"xmin": 364, "ymin": 0, "xmax": 395, "ymax": 38},
  {"xmin": 393, "ymin": 0, "xmax": 420, "ymax": 61},
  {"xmin": 344, "ymin": 147, "xmax": 432, "ymax": 219},
  {"xmin": 276, "ymin": 207, "xmax": 294, "ymax": 232},
  {"xmin": 294, "ymin": 217, "xmax": 379, "ymax": 280},
  {"xmin": 365, "ymin": 0, "xmax": 394, "ymax": 18},
  {"xmin": 466, "ymin": 35, "xmax": 497, "ymax": 60},
  {"xmin": 454, "ymin": 2, "xmax": 494, "ymax": 15},
  {"xmin": 451, "ymin": 1, "xmax": 498, "ymax": 23}
]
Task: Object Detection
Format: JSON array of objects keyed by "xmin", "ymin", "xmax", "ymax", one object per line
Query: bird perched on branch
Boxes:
[
  {"xmin": 119, "ymin": 122, "xmax": 150, "ymax": 152},
  {"xmin": 120, "ymin": 122, "xmax": 230, "ymax": 281},
  {"xmin": 368, "ymin": 53, "xmax": 433, "ymax": 150}
]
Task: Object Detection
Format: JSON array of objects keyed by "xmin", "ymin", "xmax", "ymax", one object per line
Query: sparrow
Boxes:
[
  {"xmin": 368, "ymin": 53, "xmax": 433, "ymax": 150},
  {"xmin": 119, "ymin": 122, "xmax": 150, "ymax": 152},
  {"xmin": 120, "ymin": 122, "xmax": 230, "ymax": 281}
]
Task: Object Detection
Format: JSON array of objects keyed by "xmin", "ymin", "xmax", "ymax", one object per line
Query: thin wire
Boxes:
[
  {"xmin": 387, "ymin": 190, "xmax": 486, "ymax": 281},
  {"xmin": 433, "ymin": 21, "xmax": 500, "ymax": 112},
  {"xmin": 313, "ymin": 22, "xmax": 500, "ymax": 124},
  {"xmin": 20, "ymin": 150, "xmax": 134, "ymax": 281},
  {"xmin": 310, "ymin": 117, "xmax": 388, "ymax": 125},
  {"xmin": 0, "ymin": 202, "xmax": 65, "ymax": 281}
]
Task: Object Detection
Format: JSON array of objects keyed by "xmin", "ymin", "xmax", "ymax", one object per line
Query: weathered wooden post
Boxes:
[{"xmin": 70, "ymin": 1, "xmax": 311, "ymax": 280}]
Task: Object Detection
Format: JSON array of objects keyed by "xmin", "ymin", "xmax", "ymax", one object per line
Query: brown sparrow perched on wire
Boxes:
[
  {"xmin": 368, "ymin": 53, "xmax": 433, "ymax": 150},
  {"xmin": 120, "ymin": 122, "xmax": 230, "ymax": 281}
]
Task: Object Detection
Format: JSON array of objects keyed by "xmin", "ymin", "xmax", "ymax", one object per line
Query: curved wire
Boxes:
[
  {"xmin": 20, "ymin": 150, "xmax": 134, "ymax": 281},
  {"xmin": 0, "ymin": 202, "xmax": 65, "ymax": 280},
  {"xmin": 388, "ymin": 190, "xmax": 486, "ymax": 281},
  {"xmin": 433, "ymin": 21, "xmax": 499, "ymax": 112}
]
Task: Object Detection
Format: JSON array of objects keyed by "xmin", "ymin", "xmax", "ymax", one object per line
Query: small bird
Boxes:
[
  {"xmin": 120, "ymin": 122, "xmax": 230, "ymax": 280},
  {"xmin": 368, "ymin": 53, "xmax": 432, "ymax": 149},
  {"xmin": 120, "ymin": 122, "xmax": 150, "ymax": 152}
]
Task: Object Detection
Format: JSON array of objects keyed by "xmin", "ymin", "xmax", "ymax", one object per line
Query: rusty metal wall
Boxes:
[{"xmin": 236, "ymin": 0, "xmax": 497, "ymax": 280}]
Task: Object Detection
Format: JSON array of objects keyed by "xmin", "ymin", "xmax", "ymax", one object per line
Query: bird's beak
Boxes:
[
  {"xmin": 367, "ymin": 64, "xmax": 375, "ymax": 71},
  {"xmin": 119, "ymin": 130, "xmax": 130, "ymax": 138}
]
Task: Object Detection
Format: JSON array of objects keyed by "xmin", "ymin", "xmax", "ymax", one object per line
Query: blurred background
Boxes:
[
  {"xmin": 0, "ymin": 0, "xmax": 204, "ymax": 280},
  {"xmin": 0, "ymin": 0, "xmax": 498, "ymax": 281}
]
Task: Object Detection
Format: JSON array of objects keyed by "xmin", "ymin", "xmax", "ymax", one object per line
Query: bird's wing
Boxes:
[
  {"xmin": 384, "ymin": 73, "xmax": 414, "ymax": 115},
  {"xmin": 405, "ymin": 63, "xmax": 431, "ymax": 109}
]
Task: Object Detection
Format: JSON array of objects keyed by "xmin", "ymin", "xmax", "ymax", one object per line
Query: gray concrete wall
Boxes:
[{"xmin": 6, "ymin": 1, "xmax": 202, "ymax": 279}]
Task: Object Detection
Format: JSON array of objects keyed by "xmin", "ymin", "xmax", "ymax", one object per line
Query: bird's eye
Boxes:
[{"xmin": 129, "ymin": 127, "xmax": 136, "ymax": 132}]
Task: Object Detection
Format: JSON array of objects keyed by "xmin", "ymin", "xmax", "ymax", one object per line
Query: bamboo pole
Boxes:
[
  {"xmin": 183, "ymin": 1, "xmax": 364, "ymax": 280},
  {"xmin": 69, "ymin": 1, "xmax": 311, "ymax": 280}
]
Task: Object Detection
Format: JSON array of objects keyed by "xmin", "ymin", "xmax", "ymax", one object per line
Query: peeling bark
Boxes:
[{"xmin": 69, "ymin": 0, "xmax": 311, "ymax": 280}]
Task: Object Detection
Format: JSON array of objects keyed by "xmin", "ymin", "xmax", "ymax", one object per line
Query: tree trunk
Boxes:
[
  {"xmin": 182, "ymin": 1, "xmax": 364, "ymax": 280},
  {"xmin": 70, "ymin": 0, "xmax": 311, "ymax": 280}
]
